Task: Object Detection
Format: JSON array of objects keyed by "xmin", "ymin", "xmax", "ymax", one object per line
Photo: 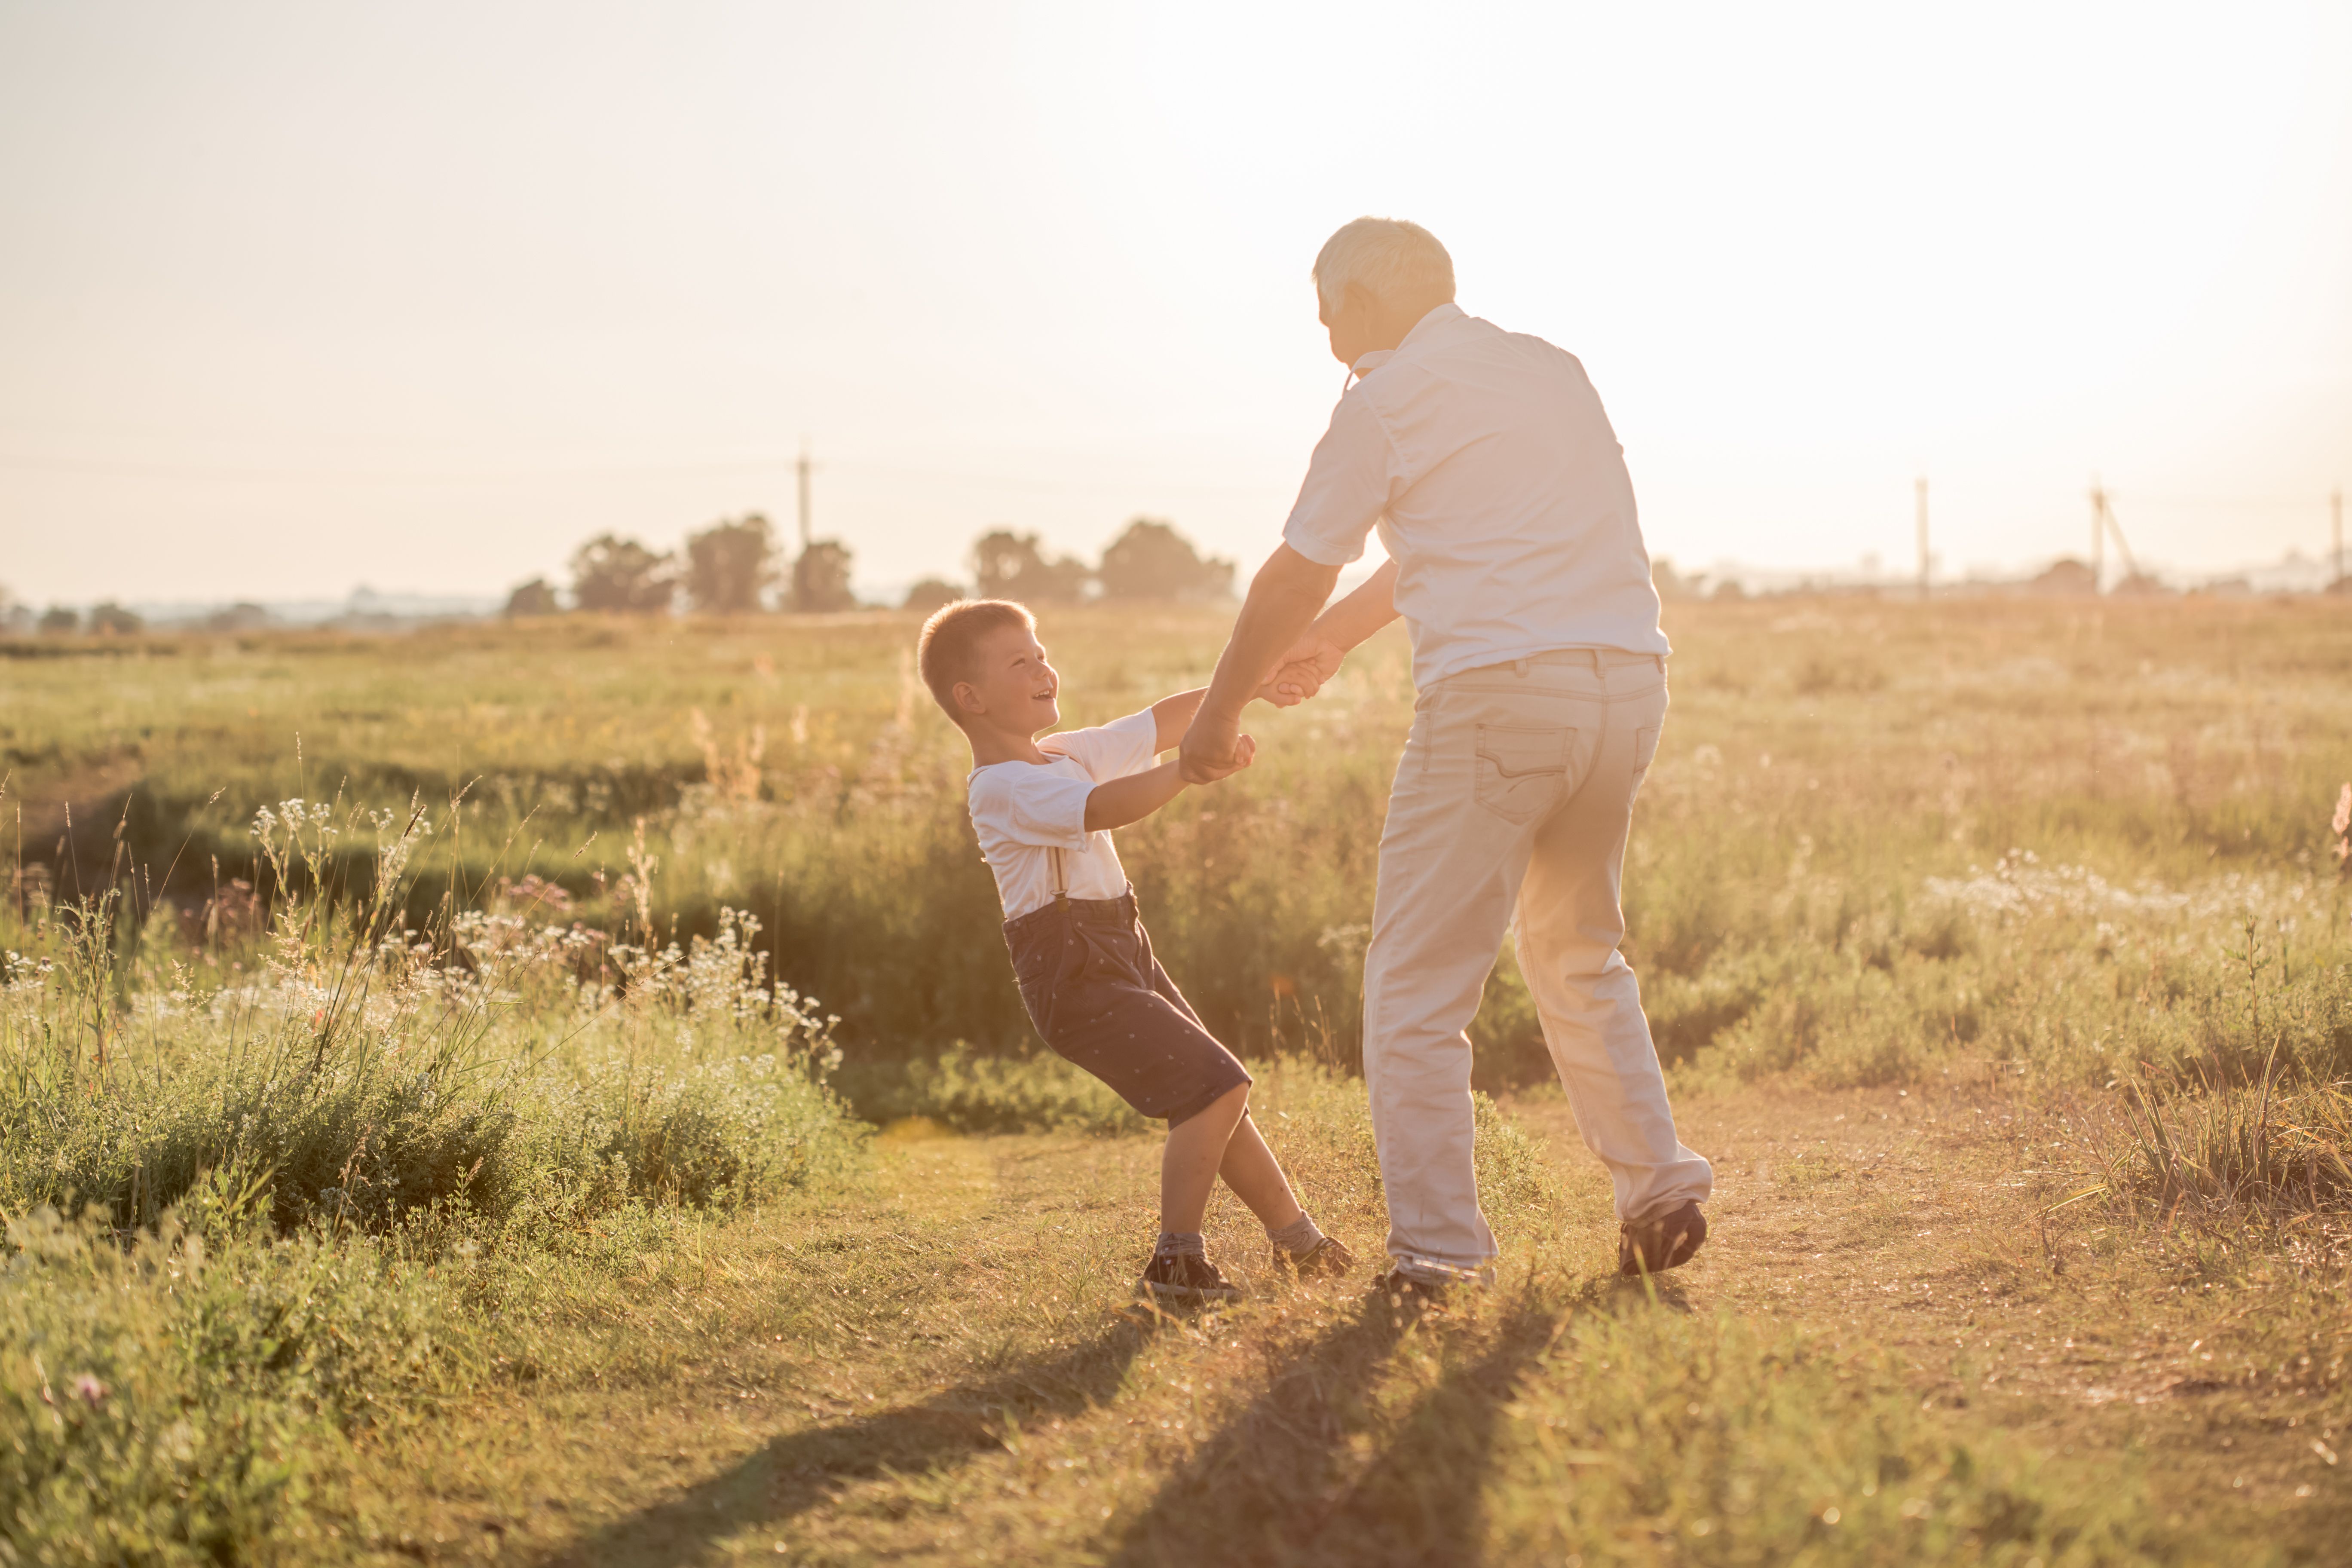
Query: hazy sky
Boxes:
[{"xmin": 3, "ymin": 1, "xmax": 2347, "ymax": 605}]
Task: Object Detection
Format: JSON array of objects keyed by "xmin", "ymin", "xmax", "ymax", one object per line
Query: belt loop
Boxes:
[
  {"xmin": 1586, "ymin": 648, "xmax": 1603, "ymax": 675},
  {"xmin": 1513, "ymin": 657, "xmax": 1529, "ymax": 677}
]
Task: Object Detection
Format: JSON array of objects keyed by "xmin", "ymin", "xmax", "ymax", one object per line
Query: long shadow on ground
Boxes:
[
  {"xmin": 542, "ymin": 1317, "xmax": 1161, "ymax": 1567},
  {"xmin": 1106, "ymin": 1271, "xmax": 1687, "ymax": 1568}
]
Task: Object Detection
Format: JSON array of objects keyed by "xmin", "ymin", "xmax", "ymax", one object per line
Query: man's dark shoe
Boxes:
[
  {"xmin": 1369, "ymin": 1263, "xmax": 1449, "ymax": 1309},
  {"xmin": 1618, "ymin": 1200, "xmax": 1708, "ymax": 1277},
  {"xmin": 1369, "ymin": 1257, "xmax": 1487, "ymax": 1310},
  {"xmin": 1139, "ymin": 1251, "xmax": 1242, "ymax": 1304},
  {"xmin": 1276, "ymin": 1235, "xmax": 1358, "ymax": 1278}
]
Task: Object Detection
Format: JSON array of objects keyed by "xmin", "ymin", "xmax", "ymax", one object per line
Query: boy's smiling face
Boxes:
[{"xmin": 956, "ymin": 622, "xmax": 1061, "ymax": 737}]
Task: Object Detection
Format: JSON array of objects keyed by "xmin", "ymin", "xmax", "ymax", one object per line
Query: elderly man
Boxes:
[{"xmin": 1183, "ymin": 217, "xmax": 1712, "ymax": 1296}]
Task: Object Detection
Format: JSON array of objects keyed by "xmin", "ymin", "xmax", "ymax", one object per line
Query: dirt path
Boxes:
[
  {"xmin": 1510, "ymin": 1082, "xmax": 2351, "ymax": 1555},
  {"xmin": 358, "ymin": 1085, "xmax": 2348, "ymax": 1565}
]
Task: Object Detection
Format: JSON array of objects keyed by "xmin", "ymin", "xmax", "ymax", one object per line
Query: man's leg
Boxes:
[
  {"xmin": 1514, "ymin": 665, "xmax": 1712, "ymax": 1223},
  {"xmin": 1361, "ymin": 692, "xmax": 1550, "ymax": 1272}
]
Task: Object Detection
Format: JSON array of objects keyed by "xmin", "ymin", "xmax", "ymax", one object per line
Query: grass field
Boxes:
[{"xmin": 3, "ymin": 594, "xmax": 2349, "ymax": 1563}]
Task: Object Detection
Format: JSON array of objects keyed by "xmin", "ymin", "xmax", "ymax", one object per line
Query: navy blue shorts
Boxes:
[{"xmin": 1004, "ymin": 890, "xmax": 1252, "ymax": 1126}]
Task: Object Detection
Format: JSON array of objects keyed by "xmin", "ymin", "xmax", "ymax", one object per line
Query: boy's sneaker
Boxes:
[
  {"xmin": 1139, "ymin": 1250, "xmax": 1242, "ymax": 1305},
  {"xmin": 1617, "ymin": 1200, "xmax": 1708, "ymax": 1277},
  {"xmin": 1274, "ymin": 1235, "xmax": 1357, "ymax": 1278}
]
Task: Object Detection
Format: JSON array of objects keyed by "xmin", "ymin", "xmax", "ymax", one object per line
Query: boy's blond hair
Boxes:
[{"xmin": 916, "ymin": 598, "xmax": 1035, "ymax": 722}]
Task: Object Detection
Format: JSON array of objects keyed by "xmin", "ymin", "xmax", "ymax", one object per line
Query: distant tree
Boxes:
[
  {"xmin": 503, "ymin": 579, "xmax": 561, "ymax": 618},
  {"xmin": 0, "ymin": 585, "xmax": 28, "ymax": 635},
  {"xmin": 1097, "ymin": 518, "xmax": 1234, "ymax": 602},
  {"xmin": 206, "ymin": 602, "xmax": 272, "ymax": 632},
  {"xmin": 903, "ymin": 578, "xmax": 965, "ymax": 614},
  {"xmin": 790, "ymin": 540, "xmax": 858, "ymax": 613},
  {"xmin": 38, "ymin": 606, "xmax": 78, "ymax": 634},
  {"xmin": 1652, "ymin": 559, "xmax": 1704, "ymax": 600},
  {"xmin": 2028, "ymin": 559, "xmax": 2098, "ymax": 596},
  {"xmin": 88, "ymin": 602, "xmax": 144, "ymax": 635},
  {"xmin": 570, "ymin": 534, "xmax": 674, "ymax": 613},
  {"xmin": 684, "ymin": 514, "xmax": 779, "ymax": 614},
  {"xmin": 971, "ymin": 530, "xmax": 1091, "ymax": 603}
]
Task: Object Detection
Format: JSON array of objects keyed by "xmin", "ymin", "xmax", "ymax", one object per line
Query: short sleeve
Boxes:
[
  {"xmin": 1040, "ymin": 709, "xmax": 1160, "ymax": 782},
  {"xmin": 968, "ymin": 766, "xmax": 1094, "ymax": 850},
  {"xmin": 1281, "ymin": 390, "xmax": 1397, "ymax": 567}
]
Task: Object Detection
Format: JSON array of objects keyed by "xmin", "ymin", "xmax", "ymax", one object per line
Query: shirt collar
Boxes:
[{"xmin": 1348, "ymin": 301, "xmax": 1467, "ymax": 380}]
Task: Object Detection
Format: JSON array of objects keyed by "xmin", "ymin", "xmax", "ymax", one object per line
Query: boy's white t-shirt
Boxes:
[{"xmin": 967, "ymin": 709, "xmax": 1160, "ymax": 919}]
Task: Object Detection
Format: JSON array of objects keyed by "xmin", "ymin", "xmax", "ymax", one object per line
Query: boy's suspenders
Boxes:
[{"xmin": 1050, "ymin": 845, "xmax": 1068, "ymax": 908}]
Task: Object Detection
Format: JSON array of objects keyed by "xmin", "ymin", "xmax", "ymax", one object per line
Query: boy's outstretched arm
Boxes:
[
  {"xmin": 1146, "ymin": 676, "xmax": 1297, "ymax": 753},
  {"xmin": 1083, "ymin": 741, "xmax": 1253, "ymax": 833},
  {"xmin": 1148, "ymin": 688, "xmax": 1209, "ymax": 753}
]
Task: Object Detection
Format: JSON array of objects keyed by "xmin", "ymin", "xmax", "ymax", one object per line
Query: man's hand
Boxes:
[
  {"xmin": 1256, "ymin": 631, "xmax": 1347, "ymax": 705},
  {"xmin": 1253, "ymin": 660, "xmax": 1322, "ymax": 707},
  {"xmin": 1188, "ymin": 543, "xmax": 1341, "ymax": 780}
]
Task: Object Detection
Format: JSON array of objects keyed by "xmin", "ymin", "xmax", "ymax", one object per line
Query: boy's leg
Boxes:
[
  {"xmin": 1214, "ymin": 1112, "xmax": 1305, "ymax": 1231},
  {"xmin": 1514, "ymin": 663, "xmax": 1712, "ymax": 1223},
  {"xmin": 1133, "ymin": 943, "xmax": 1307, "ymax": 1233},
  {"xmin": 1160, "ymin": 1083, "xmax": 1249, "ymax": 1235}
]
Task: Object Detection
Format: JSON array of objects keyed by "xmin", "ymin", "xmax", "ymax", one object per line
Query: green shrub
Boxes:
[
  {"xmin": 0, "ymin": 1188, "xmax": 458, "ymax": 1564},
  {"xmin": 0, "ymin": 897, "xmax": 864, "ymax": 1237}
]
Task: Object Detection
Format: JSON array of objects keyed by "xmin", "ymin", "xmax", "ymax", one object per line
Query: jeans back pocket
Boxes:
[{"xmin": 1475, "ymin": 724, "xmax": 1573, "ymax": 824}]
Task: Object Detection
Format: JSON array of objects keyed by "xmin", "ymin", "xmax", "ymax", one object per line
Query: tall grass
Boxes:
[
  {"xmin": 1, "ymin": 796, "xmax": 861, "ymax": 1233},
  {"xmin": 9, "ymin": 601, "xmax": 2349, "ymax": 1093},
  {"xmin": 0, "ymin": 790, "xmax": 864, "ymax": 1562}
]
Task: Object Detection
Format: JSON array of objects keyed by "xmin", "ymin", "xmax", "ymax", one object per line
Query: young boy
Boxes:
[{"xmin": 919, "ymin": 597, "xmax": 1353, "ymax": 1302}]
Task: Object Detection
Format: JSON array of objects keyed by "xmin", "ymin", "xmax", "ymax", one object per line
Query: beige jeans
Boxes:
[{"xmin": 1363, "ymin": 648, "xmax": 1712, "ymax": 1270}]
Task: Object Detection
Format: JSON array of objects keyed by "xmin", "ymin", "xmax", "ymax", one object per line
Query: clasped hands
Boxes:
[{"xmin": 1176, "ymin": 630, "xmax": 1348, "ymax": 785}]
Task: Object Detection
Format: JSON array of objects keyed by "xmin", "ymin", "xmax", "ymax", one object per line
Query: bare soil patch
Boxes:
[{"xmin": 1509, "ymin": 1081, "xmax": 2352, "ymax": 1560}]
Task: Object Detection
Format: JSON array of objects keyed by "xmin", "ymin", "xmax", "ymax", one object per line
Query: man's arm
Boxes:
[
  {"xmin": 1148, "ymin": 680, "xmax": 1304, "ymax": 751},
  {"xmin": 1269, "ymin": 557, "xmax": 1401, "ymax": 698},
  {"xmin": 1179, "ymin": 545, "xmax": 1341, "ymax": 782}
]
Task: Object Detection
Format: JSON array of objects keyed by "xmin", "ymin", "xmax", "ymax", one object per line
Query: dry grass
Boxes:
[
  {"xmin": 3, "ymin": 593, "xmax": 2350, "ymax": 1561},
  {"xmin": 349, "ymin": 1067, "xmax": 2224, "ymax": 1567}
]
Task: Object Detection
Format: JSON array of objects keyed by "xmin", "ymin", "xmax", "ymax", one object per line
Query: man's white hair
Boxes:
[{"xmin": 1311, "ymin": 217, "xmax": 1455, "ymax": 315}]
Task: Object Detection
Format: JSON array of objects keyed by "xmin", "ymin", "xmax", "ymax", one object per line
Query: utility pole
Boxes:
[
  {"xmin": 795, "ymin": 438, "xmax": 813, "ymax": 554},
  {"xmin": 2089, "ymin": 478, "xmax": 2106, "ymax": 593},
  {"xmin": 1915, "ymin": 476, "xmax": 1930, "ymax": 599},
  {"xmin": 2334, "ymin": 486, "xmax": 2343, "ymax": 588}
]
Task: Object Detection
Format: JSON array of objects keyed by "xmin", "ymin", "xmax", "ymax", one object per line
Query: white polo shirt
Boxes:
[
  {"xmin": 1281, "ymin": 302, "xmax": 1670, "ymax": 688},
  {"xmin": 967, "ymin": 709, "xmax": 1159, "ymax": 919}
]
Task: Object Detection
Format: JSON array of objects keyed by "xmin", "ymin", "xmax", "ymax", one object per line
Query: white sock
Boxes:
[{"xmin": 1265, "ymin": 1212, "xmax": 1325, "ymax": 1257}]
